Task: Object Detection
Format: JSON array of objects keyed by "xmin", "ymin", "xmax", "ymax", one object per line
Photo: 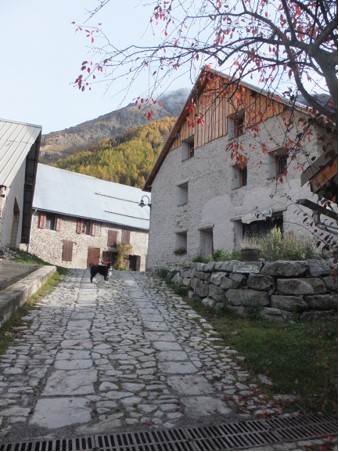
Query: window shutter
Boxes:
[
  {"xmin": 76, "ymin": 220, "xmax": 82, "ymax": 234},
  {"xmin": 121, "ymin": 229, "xmax": 130, "ymax": 244},
  {"xmin": 91, "ymin": 222, "xmax": 96, "ymax": 236},
  {"xmin": 38, "ymin": 212, "xmax": 46, "ymax": 229},
  {"xmin": 107, "ymin": 230, "xmax": 118, "ymax": 247},
  {"xmin": 55, "ymin": 217, "xmax": 62, "ymax": 231},
  {"xmin": 62, "ymin": 241, "xmax": 73, "ymax": 262}
]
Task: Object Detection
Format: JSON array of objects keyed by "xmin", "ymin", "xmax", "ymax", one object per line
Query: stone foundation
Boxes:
[{"xmin": 166, "ymin": 259, "xmax": 338, "ymax": 321}]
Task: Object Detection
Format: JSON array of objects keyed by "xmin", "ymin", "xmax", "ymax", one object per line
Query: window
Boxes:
[
  {"xmin": 177, "ymin": 182, "xmax": 188, "ymax": 206},
  {"xmin": 268, "ymin": 149, "xmax": 288, "ymax": 178},
  {"xmin": 276, "ymin": 153, "xmax": 288, "ymax": 176},
  {"xmin": 121, "ymin": 229, "xmax": 131, "ymax": 244},
  {"xmin": 175, "ymin": 231, "xmax": 187, "ymax": 255},
  {"xmin": 239, "ymin": 166, "xmax": 247, "ymax": 187},
  {"xmin": 45, "ymin": 213, "xmax": 56, "ymax": 230},
  {"xmin": 76, "ymin": 219, "xmax": 95, "ymax": 236},
  {"xmin": 200, "ymin": 227, "xmax": 214, "ymax": 259},
  {"xmin": 38, "ymin": 212, "xmax": 61, "ymax": 231},
  {"xmin": 243, "ymin": 213, "xmax": 283, "ymax": 237},
  {"xmin": 181, "ymin": 136, "xmax": 194, "ymax": 161},
  {"xmin": 107, "ymin": 230, "xmax": 118, "ymax": 247},
  {"xmin": 231, "ymin": 165, "xmax": 247, "ymax": 189},
  {"xmin": 228, "ymin": 111, "xmax": 245, "ymax": 139},
  {"xmin": 62, "ymin": 241, "xmax": 73, "ymax": 262}
]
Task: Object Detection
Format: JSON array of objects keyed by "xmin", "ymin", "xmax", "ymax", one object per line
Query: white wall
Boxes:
[
  {"xmin": 146, "ymin": 112, "xmax": 330, "ymax": 270},
  {"xmin": 0, "ymin": 161, "xmax": 26, "ymax": 247}
]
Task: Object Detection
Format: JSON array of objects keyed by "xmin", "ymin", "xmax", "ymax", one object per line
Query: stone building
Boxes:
[
  {"xmin": 0, "ymin": 119, "xmax": 41, "ymax": 248},
  {"xmin": 29, "ymin": 164, "xmax": 150, "ymax": 270},
  {"xmin": 144, "ymin": 68, "xmax": 337, "ymax": 271}
]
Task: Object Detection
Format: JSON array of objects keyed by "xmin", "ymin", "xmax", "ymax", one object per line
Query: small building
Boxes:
[
  {"xmin": 0, "ymin": 119, "xmax": 41, "ymax": 248},
  {"xmin": 29, "ymin": 164, "xmax": 150, "ymax": 270},
  {"xmin": 144, "ymin": 68, "xmax": 337, "ymax": 270}
]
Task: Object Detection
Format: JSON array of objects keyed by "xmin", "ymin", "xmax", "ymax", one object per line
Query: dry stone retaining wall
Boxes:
[{"xmin": 168, "ymin": 259, "xmax": 338, "ymax": 321}]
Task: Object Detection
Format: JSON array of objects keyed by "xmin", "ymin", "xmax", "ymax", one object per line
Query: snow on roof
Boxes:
[
  {"xmin": 33, "ymin": 164, "xmax": 150, "ymax": 231},
  {"xmin": 0, "ymin": 119, "xmax": 42, "ymax": 186}
]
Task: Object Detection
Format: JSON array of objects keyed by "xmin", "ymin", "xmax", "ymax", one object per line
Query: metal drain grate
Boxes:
[{"xmin": 0, "ymin": 414, "xmax": 336, "ymax": 451}]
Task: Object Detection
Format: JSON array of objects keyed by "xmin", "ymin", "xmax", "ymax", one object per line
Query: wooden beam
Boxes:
[{"xmin": 297, "ymin": 198, "xmax": 338, "ymax": 220}]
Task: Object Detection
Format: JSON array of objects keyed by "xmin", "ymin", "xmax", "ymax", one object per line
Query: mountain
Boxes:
[
  {"xmin": 52, "ymin": 117, "xmax": 176, "ymax": 188},
  {"xmin": 40, "ymin": 88, "xmax": 189, "ymax": 163}
]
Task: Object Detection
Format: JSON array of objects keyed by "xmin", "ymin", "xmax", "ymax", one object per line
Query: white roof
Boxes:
[
  {"xmin": 33, "ymin": 164, "xmax": 150, "ymax": 231},
  {"xmin": 0, "ymin": 119, "xmax": 42, "ymax": 186}
]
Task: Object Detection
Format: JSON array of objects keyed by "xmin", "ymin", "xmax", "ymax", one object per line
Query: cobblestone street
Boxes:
[{"xmin": 0, "ymin": 270, "xmax": 336, "ymax": 449}]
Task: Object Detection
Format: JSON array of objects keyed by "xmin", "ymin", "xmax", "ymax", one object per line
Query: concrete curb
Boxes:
[{"xmin": 0, "ymin": 265, "xmax": 56, "ymax": 327}]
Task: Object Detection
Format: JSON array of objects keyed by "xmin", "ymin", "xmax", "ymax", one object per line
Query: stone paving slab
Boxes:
[{"xmin": 0, "ymin": 269, "xmax": 335, "ymax": 448}]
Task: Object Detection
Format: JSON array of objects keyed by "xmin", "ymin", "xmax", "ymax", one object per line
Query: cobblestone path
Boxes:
[{"xmin": 0, "ymin": 269, "xmax": 292, "ymax": 443}]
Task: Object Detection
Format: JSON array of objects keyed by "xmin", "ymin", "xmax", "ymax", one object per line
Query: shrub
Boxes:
[
  {"xmin": 241, "ymin": 227, "xmax": 319, "ymax": 261},
  {"xmin": 192, "ymin": 255, "xmax": 210, "ymax": 263},
  {"xmin": 212, "ymin": 249, "xmax": 241, "ymax": 261},
  {"xmin": 116, "ymin": 243, "xmax": 132, "ymax": 270}
]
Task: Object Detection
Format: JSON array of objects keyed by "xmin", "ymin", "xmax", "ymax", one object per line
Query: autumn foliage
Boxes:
[{"xmin": 73, "ymin": 0, "xmax": 337, "ymax": 125}]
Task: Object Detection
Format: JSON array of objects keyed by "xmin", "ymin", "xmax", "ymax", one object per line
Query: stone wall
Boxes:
[
  {"xmin": 167, "ymin": 259, "xmax": 338, "ymax": 321},
  {"xmin": 146, "ymin": 110, "xmax": 336, "ymax": 271},
  {"xmin": 29, "ymin": 211, "xmax": 149, "ymax": 270}
]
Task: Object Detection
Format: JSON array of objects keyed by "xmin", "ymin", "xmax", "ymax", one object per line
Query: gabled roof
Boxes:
[
  {"xmin": 143, "ymin": 67, "xmax": 307, "ymax": 191},
  {"xmin": 33, "ymin": 164, "xmax": 150, "ymax": 231},
  {"xmin": 0, "ymin": 119, "xmax": 42, "ymax": 187}
]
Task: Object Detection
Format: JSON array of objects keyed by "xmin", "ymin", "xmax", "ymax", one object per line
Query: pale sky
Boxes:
[
  {"xmin": 1, "ymin": 1, "xmax": 327, "ymax": 135},
  {"xmin": 0, "ymin": 0, "xmax": 190, "ymax": 134}
]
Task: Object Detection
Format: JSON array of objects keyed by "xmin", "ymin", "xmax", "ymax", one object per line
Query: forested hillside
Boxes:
[
  {"xmin": 40, "ymin": 88, "xmax": 189, "ymax": 162},
  {"xmin": 53, "ymin": 117, "xmax": 175, "ymax": 188}
]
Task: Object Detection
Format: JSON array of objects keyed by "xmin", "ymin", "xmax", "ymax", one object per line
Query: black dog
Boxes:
[{"xmin": 90, "ymin": 263, "xmax": 112, "ymax": 283}]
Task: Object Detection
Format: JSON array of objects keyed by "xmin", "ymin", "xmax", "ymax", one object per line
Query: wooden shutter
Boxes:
[
  {"xmin": 121, "ymin": 229, "xmax": 130, "ymax": 244},
  {"xmin": 38, "ymin": 212, "xmax": 46, "ymax": 229},
  {"xmin": 91, "ymin": 222, "xmax": 96, "ymax": 236},
  {"xmin": 76, "ymin": 219, "xmax": 82, "ymax": 234},
  {"xmin": 62, "ymin": 241, "xmax": 73, "ymax": 262},
  {"xmin": 87, "ymin": 247, "xmax": 100, "ymax": 266},
  {"xmin": 55, "ymin": 216, "xmax": 62, "ymax": 231},
  {"xmin": 107, "ymin": 230, "xmax": 118, "ymax": 247}
]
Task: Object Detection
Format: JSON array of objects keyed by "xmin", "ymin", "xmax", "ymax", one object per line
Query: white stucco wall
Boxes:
[
  {"xmin": 0, "ymin": 161, "xmax": 26, "ymax": 247},
  {"xmin": 146, "ymin": 112, "xmax": 332, "ymax": 270},
  {"xmin": 29, "ymin": 212, "xmax": 149, "ymax": 270}
]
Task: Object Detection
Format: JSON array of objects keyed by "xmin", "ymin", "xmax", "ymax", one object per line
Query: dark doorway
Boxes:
[
  {"xmin": 129, "ymin": 255, "xmax": 141, "ymax": 271},
  {"xmin": 243, "ymin": 213, "xmax": 283, "ymax": 237}
]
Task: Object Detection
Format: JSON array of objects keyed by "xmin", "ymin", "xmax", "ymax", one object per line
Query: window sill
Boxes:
[{"xmin": 231, "ymin": 186, "xmax": 247, "ymax": 190}]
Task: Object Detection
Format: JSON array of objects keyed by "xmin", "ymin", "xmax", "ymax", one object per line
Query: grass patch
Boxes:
[
  {"xmin": 0, "ymin": 250, "xmax": 68, "ymax": 356},
  {"xmin": 174, "ymin": 289, "xmax": 338, "ymax": 416},
  {"xmin": 9, "ymin": 247, "xmax": 68, "ymax": 276}
]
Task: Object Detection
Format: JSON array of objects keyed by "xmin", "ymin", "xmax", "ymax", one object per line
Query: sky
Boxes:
[
  {"xmin": 1, "ymin": 0, "xmax": 191, "ymax": 134},
  {"xmin": 1, "ymin": 1, "xmax": 328, "ymax": 135}
]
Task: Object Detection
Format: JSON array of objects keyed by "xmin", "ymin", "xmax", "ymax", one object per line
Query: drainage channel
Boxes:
[{"xmin": 0, "ymin": 414, "xmax": 336, "ymax": 451}]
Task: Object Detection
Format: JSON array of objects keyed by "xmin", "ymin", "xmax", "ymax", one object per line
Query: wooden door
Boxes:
[{"xmin": 87, "ymin": 247, "xmax": 100, "ymax": 267}]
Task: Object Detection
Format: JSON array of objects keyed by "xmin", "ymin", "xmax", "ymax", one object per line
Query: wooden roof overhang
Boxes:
[{"xmin": 143, "ymin": 67, "xmax": 306, "ymax": 191}]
